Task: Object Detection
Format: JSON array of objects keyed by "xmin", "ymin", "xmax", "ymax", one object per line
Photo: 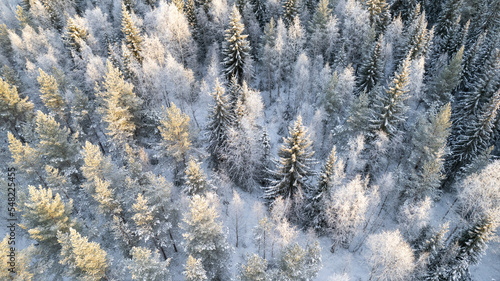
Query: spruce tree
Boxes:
[
  {"xmin": 282, "ymin": 0, "xmax": 298, "ymax": 26},
  {"xmin": 184, "ymin": 256, "xmax": 208, "ymax": 281},
  {"xmin": 158, "ymin": 102, "xmax": 192, "ymax": 165},
  {"xmin": 121, "ymin": 2, "xmax": 144, "ymax": 63},
  {"xmin": 127, "ymin": 246, "xmax": 171, "ymax": 281},
  {"xmin": 357, "ymin": 35, "xmax": 384, "ymax": 94},
  {"xmin": 57, "ymin": 228, "xmax": 108, "ymax": 281},
  {"xmin": 276, "ymin": 242, "xmax": 322, "ymax": 281},
  {"xmin": 182, "ymin": 194, "xmax": 231, "ymax": 281},
  {"xmin": 365, "ymin": 0, "xmax": 391, "ymax": 34},
  {"xmin": 222, "ymin": 6, "xmax": 251, "ymax": 83},
  {"xmin": 264, "ymin": 115, "xmax": 316, "ymax": 204},
  {"xmin": 65, "ymin": 16, "xmax": 88, "ymax": 56},
  {"xmin": 427, "ymin": 46, "xmax": 464, "ymax": 106},
  {"xmin": 0, "ymin": 77, "xmax": 34, "ymax": 129},
  {"xmin": 404, "ymin": 7, "xmax": 434, "ymax": 61},
  {"xmin": 206, "ymin": 79, "xmax": 233, "ymax": 168},
  {"xmin": 369, "ymin": 55, "xmax": 412, "ymax": 138},
  {"xmin": 185, "ymin": 0, "xmax": 197, "ymax": 29},
  {"xmin": 449, "ymin": 214, "xmax": 495, "ymax": 280},
  {"xmin": 305, "ymin": 146, "xmax": 344, "ymax": 232},
  {"xmin": 448, "ymin": 88, "xmax": 500, "ymax": 178},
  {"xmin": 347, "ymin": 91, "xmax": 371, "ymax": 134},
  {"xmin": 98, "ymin": 61, "xmax": 142, "ymax": 147}
]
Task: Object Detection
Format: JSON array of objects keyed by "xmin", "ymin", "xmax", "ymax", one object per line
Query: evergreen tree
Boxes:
[
  {"xmin": 35, "ymin": 111, "xmax": 79, "ymax": 172},
  {"xmin": 19, "ymin": 185, "xmax": 77, "ymax": 258},
  {"xmin": 275, "ymin": 242, "xmax": 322, "ymax": 281},
  {"xmin": 37, "ymin": 69, "xmax": 66, "ymax": 121},
  {"xmin": 427, "ymin": 46, "xmax": 464, "ymax": 106},
  {"xmin": 182, "ymin": 194, "xmax": 231, "ymax": 281},
  {"xmin": 0, "ymin": 236, "xmax": 33, "ymax": 280},
  {"xmin": 304, "ymin": 146, "xmax": 344, "ymax": 232},
  {"xmin": 184, "ymin": 256, "xmax": 208, "ymax": 281},
  {"xmin": 447, "ymin": 88, "xmax": 500, "ymax": 178},
  {"xmin": 184, "ymin": 159, "xmax": 209, "ymax": 195},
  {"xmin": 239, "ymin": 254, "xmax": 268, "ymax": 281},
  {"xmin": 403, "ymin": 7, "xmax": 434, "ymax": 61},
  {"xmin": 449, "ymin": 214, "xmax": 496, "ymax": 280},
  {"xmin": 282, "ymin": 0, "xmax": 297, "ymax": 26},
  {"xmin": 185, "ymin": 0, "xmax": 197, "ymax": 29},
  {"xmin": 158, "ymin": 102, "xmax": 192, "ymax": 165},
  {"xmin": 369, "ymin": 55, "xmax": 412, "ymax": 138},
  {"xmin": 264, "ymin": 115, "xmax": 316, "ymax": 205},
  {"xmin": 57, "ymin": 228, "xmax": 108, "ymax": 281},
  {"xmin": 127, "ymin": 246, "xmax": 171, "ymax": 281},
  {"xmin": 227, "ymin": 75, "xmax": 241, "ymax": 111},
  {"xmin": 434, "ymin": 0, "xmax": 463, "ymax": 40},
  {"xmin": 357, "ymin": 35, "xmax": 384, "ymax": 94},
  {"xmin": 347, "ymin": 91, "xmax": 371, "ymax": 134},
  {"xmin": 206, "ymin": 79, "xmax": 234, "ymax": 168},
  {"xmin": 121, "ymin": 2, "xmax": 144, "ymax": 63},
  {"xmin": 307, "ymin": 0, "xmax": 336, "ymax": 60},
  {"xmin": 98, "ymin": 61, "xmax": 142, "ymax": 147},
  {"xmin": 365, "ymin": 0, "xmax": 391, "ymax": 34},
  {"xmin": 65, "ymin": 16, "xmax": 89, "ymax": 57},
  {"xmin": 7, "ymin": 132, "xmax": 42, "ymax": 180},
  {"xmin": 222, "ymin": 6, "xmax": 251, "ymax": 83},
  {"xmin": 0, "ymin": 77, "xmax": 34, "ymax": 129}
]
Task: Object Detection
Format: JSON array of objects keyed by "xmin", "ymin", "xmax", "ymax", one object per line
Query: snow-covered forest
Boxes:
[{"xmin": 0, "ymin": 0, "xmax": 499, "ymax": 279}]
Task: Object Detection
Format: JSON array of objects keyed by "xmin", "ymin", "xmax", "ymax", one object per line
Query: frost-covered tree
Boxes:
[
  {"xmin": 121, "ymin": 2, "xmax": 143, "ymax": 63},
  {"xmin": 239, "ymin": 254, "xmax": 268, "ymax": 281},
  {"xmin": 365, "ymin": 0, "xmax": 390, "ymax": 34},
  {"xmin": 34, "ymin": 111, "xmax": 79, "ymax": 172},
  {"xmin": 305, "ymin": 146, "xmax": 345, "ymax": 232},
  {"xmin": 158, "ymin": 102, "xmax": 192, "ymax": 166},
  {"xmin": 0, "ymin": 77, "xmax": 34, "ymax": 129},
  {"xmin": 37, "ymin": 69, "xmax": 66, "ymax": 120},
  {"xmin": 369, "ymin": 55, "xmax": 412, "ymax": 138},
  {"xmin": 264, "ymin": 115, "xmax": 316, "ymax": 209},
  {"xmin": 282, "ymin": 0, "xmax": 297, "ymax": 26},
  {"xmin": 184, "ymin": 159, "xmax": 210, "ymax": 195},
  {"xmin": 0, "ymin": 235, "xmax": 33, "ymax": 280},
  {"xmin": 182, "ymin": 194, "xmax": 231, "ymax": 280},
  {"xmin": 184, "ymin": 255, "xmax": 208, "ymax": 281},
  {"xmin": 19, "ymin": 185, "xmax": 77, "ymax": 267},
  {"xmin": 274, "ymin": 241, "xmax": 322, "ymax": 281},
  {"xmin": 347, "ymin": 91, "xmax": 371, "ymax": 134},
  {"xmin": 222, "ymin": 6, "xmax": 251, "ymax": 83},
  {"xmin": 206, "ymin": 79, "xmax": 233, "ymax": 168},
  {"xmin": 229, "ymin": 190, "xmax": 245, "ymax": 247},
  {"xmin": 57, "ymin": 228, "xmax": 108, "ymax": 281},
  {"xmin": 253, "ymin": 215, "xmax": 273, "ymax": 259},
  {"xmin": 426, "ymin": 46, "xmax": 464, "ymax": 106},
  {"xmin": 127, "ymin": 246, "xmax": 171, "ymax": 281},
  {"xmin": 308, "ymin": 0, "xmax": 339, "ymax": 61},
  {"xmin": 357, "ymin": 35, "xmax": 384, "ymax": 94},
  {"xmin": 366, "ymin": 230, "xmax": 415, "ymax": 281},
  {"xmin": 326, "ymin": 175, "xmax": 368, "ymax": 251},
  {"xmin": 98, "ymin": 61, "xmax": 142, "ymax": 147}
]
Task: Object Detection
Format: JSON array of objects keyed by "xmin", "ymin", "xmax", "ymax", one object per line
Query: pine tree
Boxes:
[
  {"xmin": 185, "ymin": 0, "xmax": 197, "ymax": 29},
  {"xmin": 369, "ymin": 55, "xmax": 412, "ymax": 138},
  {"xmin": 127, "ymin": 246, "xmax": 171, "ymax": 281},
  {"xmin": 448, "ymin": 88, "xmax": 500, "ymax": 178},
  {"xmin": 227, "ymin": 75, "xmax": 241, "ymax": 111},
  {"xmin": 0, "ymin": 77, "xmax": 34, "ymax": 129},
  {"xmin": 98, "ymin": 61, "xmax": 142, "ymax": 147},
  {"xmin": 282, "ymin": 0, "xmax": 297, "ymax": 26},
  {"xmin": 357, "ymin": 35, "xmax": 384, "ymax": 94},
  {"xmin": 57, "ymin": 228, "xmax": 108, "ymax": 281},
  {"xmin": 121, "ymin": 2, "xmax": 143, "ymax": 63},
  {"xmin": 307, "ymin": 0, "xmax": 334, "ymax": 59},
  {"xmin": 7, "ymin": 132, "xmax": 42, "ymax": 180},
  {"xmin": 158, "ymin": 102, "xmax": 192, "ymax": 165},
  {"xmin": 0, "ymin": 236, "xmax": 33, "ymax": 280},
  {"xmin": 264, "ymin": 115, "xmax": 316, "ymax": 204},
  {"xmin": 173, "ymin": 0, "xmax": 185, "ymax": 12},
  {"xmin": 184, "ymin": 255, "xmax": 208, "ymax": 281},
  {"xmin": 347, "ymin": 91, "xmax": 371, "ymax": 134},
  {"xmin": 365, "ymin": 0, "xmax": 391, "ymax": 34},
  {"xmin": 65, "ymin": 16, "xmax": 88, "ymax": 56},
  {"xmin": 276, "ymin": 242, "xmax": 322, "ymax": 281},
  {"xmin": 182, "ymin": 194, "xmax": 231, "ymax": 281},
  {"xmin": 37, "ymin": 69, "xmax": 66, "ymax": 120},
  {"xmin": 19, "ymin": 185, "xmax": 77, "ymax": 258},
  {"xmin": 305, "ymin": 146, "xmax": 344, "ymax": 232},
  {"xmin": 222, "ymin": 6, "xmax": 251, "ymax": 83},
  {"xmin": 35, "ymin": 111, "xmax": 79, "ymax": 172},
  {"xmin": 206, "ymin": 79, "xmax": 233, "ymax": 168},
  {"xmin": 239, "ymin": 254, "xmax": 268, "ymax": 281},
  {"xmin": 184, "ymin": 159, "xmax": 209, "ymax": 195}
]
